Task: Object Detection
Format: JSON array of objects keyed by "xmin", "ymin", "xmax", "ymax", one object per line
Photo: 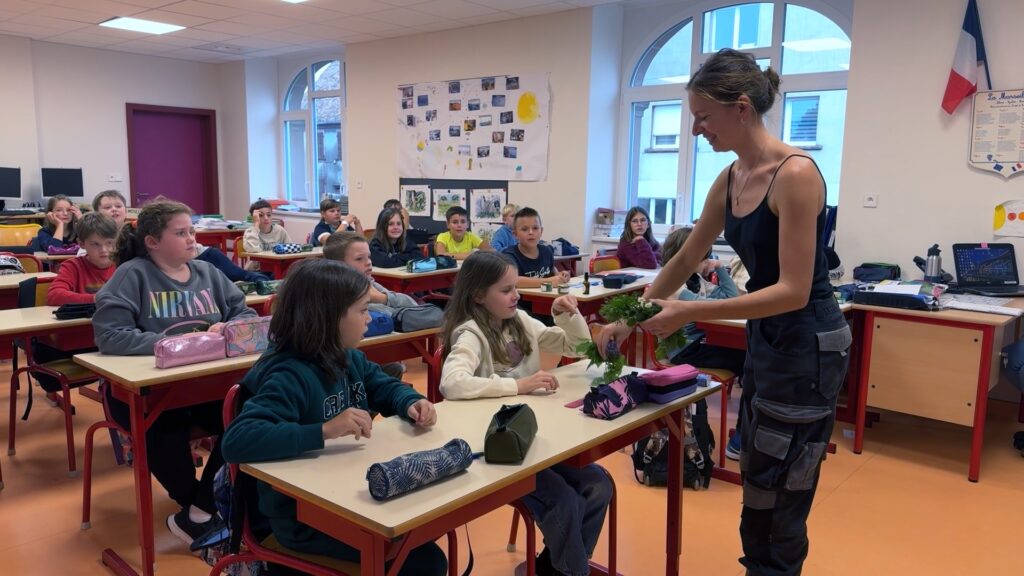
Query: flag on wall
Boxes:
[{"xmin": 941, "ymin": 0, "xmax": 991, "ymax": 114}]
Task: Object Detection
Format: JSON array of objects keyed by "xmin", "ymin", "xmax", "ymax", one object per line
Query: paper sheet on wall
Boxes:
[
  {"xmin": 396, "ymin": 73, "xmax": 551, "ymax": 181},
  {"xmin": 469, "ymin": 189, "xmax": 506, "ymax": 222},
  {"xmin": 970, "ymin": 90, "xmax": 1024, "ymax": 179},
  {"xmin": 432, "ymin": 189, "xmax": 466, "ymax": 222},
  {"xmin": 399, "ymin": 185, "xmax": 430, "ymax": 216},
  {"xmin": 993, "ymin": 200, "xmax": 1024, "ymax": 237}
]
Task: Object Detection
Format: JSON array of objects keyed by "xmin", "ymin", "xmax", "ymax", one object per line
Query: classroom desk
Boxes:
[
  {"xmin": 0, "ymin": 212, "xmax": 46, "ymax": 225},
  {"xmin": 852, "ymin": 302, "xmax": 1023, "ymax": 482},
  {"xmin": 243, "ymin": 360, "xmax": 721, "ymax": 576},
  {"xmin": 517, "ymin": 267, "xmax": 656, "ymax": 316},
  {"xmin": 33, "ymin": 250, "xmax": 76, "ymax": 272},
  {"xmin": 0, "ymin": 271, "xmax": 57, "ymax": 309},
  {"xmin": 73, "ymin": 327, "xmax": 441, "ymax": 576},
  {"xmin": 553, "ymin": 252, "xmax": 589, "ymax": 276},
  {"xmin": 246, "ymin": 247, "xmax": 323, "ymax": 279},
  {"xmin": 371, "ymin": 262, "xmax": 461, "ymax": 294},
  {"xmin": 195, "ymin": 228, "xmax": 246, "ymax": 254}
]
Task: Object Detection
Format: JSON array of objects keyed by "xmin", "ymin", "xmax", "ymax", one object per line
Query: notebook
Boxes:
[{"xmin": 951, "ymin": 243, "xmax": 1024, "ymax": 297}]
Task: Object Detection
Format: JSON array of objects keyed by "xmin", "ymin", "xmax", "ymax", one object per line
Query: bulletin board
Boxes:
[
  {"xmin": 399, "ymin": 178, "xmax": 509, "ymax": 241},
  {"xmin": 970, "ymin": 89, "xmax": 1024, "ymax": 178},
  {"xmin": 396, "ymin": 73, "xmax": 551, "ymax": 181}
]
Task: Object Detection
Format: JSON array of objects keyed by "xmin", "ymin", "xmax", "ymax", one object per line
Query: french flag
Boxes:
[{"xmin": 941, "ymin": 0, "xmax": 991, "ymax": 114}]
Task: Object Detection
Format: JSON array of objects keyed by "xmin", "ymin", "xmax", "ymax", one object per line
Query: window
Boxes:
[
  {"xmin": 281, "ymin": 60, "xmax": 344, "ymax": 207},
  {"xmin": 621, "ymin": 2, "xmax": 850, "ymax": 227}
]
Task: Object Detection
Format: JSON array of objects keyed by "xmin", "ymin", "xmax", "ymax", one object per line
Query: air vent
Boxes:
[{"xmin": 195, "ymin": 43, "xmax": 257, "ymax": 55}]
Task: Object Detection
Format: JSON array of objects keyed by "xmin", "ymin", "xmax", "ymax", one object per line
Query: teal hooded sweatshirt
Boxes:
[{"xmin": 221, "ymin": 346, "xmax": 423, "ymax": 552}]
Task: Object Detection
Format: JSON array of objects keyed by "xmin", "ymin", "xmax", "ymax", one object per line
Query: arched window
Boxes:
[
  {"xmin": 621, "ymin": 2, "xmax": 850, "ymax": 228},
  {"xmin": 281, "ymin": 60, "xmax": 344, "ymax": 208}
]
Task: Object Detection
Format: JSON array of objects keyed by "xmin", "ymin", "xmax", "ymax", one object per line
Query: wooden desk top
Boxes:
[
  {"xmin": 518, "ymin": 267, "xmax": 657, "ymax": 302},
  {"xmin": 371, "ymin": 262, "xmax": 461, "ymax": 279},
  {"xmin": 0, "ymin": 213, "xmax": 45, "ymax": 220},
  {"xmin": 0, "ymin": 271, "xmax": 57, "ymax": 289},
  {"xmin": 73, "ymin": 328, "xmax": 441, "ymax": 390},
  {"xmin": 243, "ymin": 361, "xmax": 720, "ymax": 538},
  {"xmin": 244, "ymin": 294, "xmax": 272, "ymax": 307},
  {"xmin": 195, "ymin": 228, "xmax": 247, "ymax": 235},
  {"xmin": 33, "ymin": 251, "xmax": 76, "ymax": 262},
  {"xmin": 0, "ymin": 306, "xmax": 92, "ymax": 335},
  {"xmin": 851, "ymin": 301, "xmax": 1022, "ymax": 326},
  {"xmin": 553, "ymin": 252, "xmax": 589, "ymax": 261},
  {"xmin": 248, "ymin": 247, "xmax": 324, "ymax": 261}
]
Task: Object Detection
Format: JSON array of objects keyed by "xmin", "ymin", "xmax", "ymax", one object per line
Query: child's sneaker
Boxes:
[
  {"xmin": 166, "ymin": 509, "xmax": 224, "ymax": 548},
  {"xmin": 725, "ymin": 432, "xmax": 742, "ymax": 461}
]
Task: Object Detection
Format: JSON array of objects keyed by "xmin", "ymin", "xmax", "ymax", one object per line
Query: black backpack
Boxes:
[{"xmin": 631, "ymin": 399, "xmax": 715, "ymax": 490}]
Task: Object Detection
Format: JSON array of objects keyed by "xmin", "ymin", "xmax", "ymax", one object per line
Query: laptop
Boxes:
[{"xmin": 951, "ymin": 243, "xmax": 1024, "ymax": 296}]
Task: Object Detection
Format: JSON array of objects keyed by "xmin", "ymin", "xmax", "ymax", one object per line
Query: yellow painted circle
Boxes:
[{"xmin": 517, "ymin": 92, "xmax": 539, "ymax": 124}]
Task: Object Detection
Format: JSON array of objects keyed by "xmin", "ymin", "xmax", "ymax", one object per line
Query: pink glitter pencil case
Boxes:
[
  {"xmin": 154, "ymin": 332, "xmax": 226, "ymax": 368},
  {"xmin": 220, "ymin": 316, "xmax": 271, "ymax": 358}
]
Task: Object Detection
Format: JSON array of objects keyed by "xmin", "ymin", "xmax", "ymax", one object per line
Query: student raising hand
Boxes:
[{"xmin": 323, "ymin": 407, "xmax": 374, "ymax": 440}]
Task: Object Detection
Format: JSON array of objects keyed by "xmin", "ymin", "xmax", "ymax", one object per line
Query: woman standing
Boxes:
[{"xmin": 599, "ymin": 48, "xmax": 851, "ymax": 576}]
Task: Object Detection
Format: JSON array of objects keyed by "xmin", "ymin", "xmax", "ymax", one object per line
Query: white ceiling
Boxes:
[{"xmin": 0, "ymin": 0, "xmax": 654, "ymax": 63}]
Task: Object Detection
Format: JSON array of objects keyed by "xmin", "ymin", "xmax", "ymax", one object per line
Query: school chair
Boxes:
[
  {"xmin": 232, "ymin": 237, "xmax": 249, "ymax": 267},
  {"xmin": 0, "ymin": 223, "xmax": 41, "ymax": 247},
  {"xmin": 210, "ymin": 384, "xmax": 460, "ymax": 576},
  {"xmin": 428, "ymin": 347, "xmax": 618, "ymax": 576},
  {"xmin": 363, "ymin": 228, "xmax": 375, "ymax": 240},
  {"xmin": 589, "ymin": 255, "xmax": 621, "ymax": 274},
  {"xmin": 8, "ymin": 276, "xmax": 100, "ymax": 476}
]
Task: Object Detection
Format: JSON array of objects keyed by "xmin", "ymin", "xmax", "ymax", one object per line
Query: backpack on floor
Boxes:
[{"xmin": 631, "ymin": 398, "xmax": 715, "ymax": 490}]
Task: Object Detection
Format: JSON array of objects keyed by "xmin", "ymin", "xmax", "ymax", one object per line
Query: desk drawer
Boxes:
[{"xmin": 867, "ymin": 316, "xmax": 981, "ymax": 426}]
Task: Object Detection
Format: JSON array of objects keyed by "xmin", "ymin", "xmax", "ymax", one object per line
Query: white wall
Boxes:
[
  {"xmin": 0, "ymin": 35, "xmax": 41, "ymax": 200},
  {"xmin": 219, "ymin": 60, "xmax": 250, "ymax": 217},
  {"xmin": 244, "ymin": 58, "xmax": 279, "ymax": 205},
  {"xmin": 838, "ymin": 0, "xmax": 1024, "ymax": 277},
  {"xmin": 344, "ymin": 10, "xmax": 596, "ymax": 246},
  {"xmin": 29, "ymin": 41, "xmax": 224, "ymax": 209}
]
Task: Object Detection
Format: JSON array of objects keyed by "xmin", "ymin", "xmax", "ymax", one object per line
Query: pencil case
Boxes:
[
  {"xmin": 220, "ymin": 316, "xmax": 271, "ymax": 357},
  {"xmin": 154, "ymin": 332, "xmax": 226, "ymax": 368},
  {"xmin": 366, "ymin": 439, "xmax": 473, "ymax": 501}
]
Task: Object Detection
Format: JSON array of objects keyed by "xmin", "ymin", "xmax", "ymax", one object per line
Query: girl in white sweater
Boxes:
[{"xmin": 439, "ymin": 252, "xmax": 612, "ymax": 576}]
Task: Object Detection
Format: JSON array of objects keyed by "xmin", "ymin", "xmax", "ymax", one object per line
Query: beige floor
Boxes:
[{"xmin": 1, "ymin": 355, "xmax": 1022, "ymax": 576}]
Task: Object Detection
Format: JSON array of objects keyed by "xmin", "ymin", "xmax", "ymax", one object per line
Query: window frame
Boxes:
[
  {"xmin": 617, "ymin": 0, "xmax": 851, "ymax": 233},
  {"xmin": 280, "ymin": 59, "xmax": 345, "ymax": 209}
]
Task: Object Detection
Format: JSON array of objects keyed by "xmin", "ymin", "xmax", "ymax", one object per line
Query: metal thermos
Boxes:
[{"xmin": 925, "ymin": 244, "xmax": 942, "ymax": 282}]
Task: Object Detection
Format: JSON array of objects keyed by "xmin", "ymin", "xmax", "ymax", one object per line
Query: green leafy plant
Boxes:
[{"xmin": 576, "ymin": 294, "xmax": 689, "ymax": 383}]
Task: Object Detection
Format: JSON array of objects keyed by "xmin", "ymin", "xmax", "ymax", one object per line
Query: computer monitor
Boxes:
[
  {"xmin": 0, "ymin": 167, "xmax": 20, "ymax": 199},
  {"xmin": 41, "ymin": 168, "xmax": 84, "ymax": 198}
]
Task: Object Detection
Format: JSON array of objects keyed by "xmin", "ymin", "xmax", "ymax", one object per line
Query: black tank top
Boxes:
[{"xmin": 723, "ymin": 154, "xmax": 832, "ymax": 300}]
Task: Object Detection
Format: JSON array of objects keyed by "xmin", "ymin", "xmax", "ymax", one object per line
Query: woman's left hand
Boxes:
[
  {"xmin": 640, "ymin": 299, "xmax": 694, "ymax": 339},
  {"xmin": 407, "ymin": 399, "xmax": 437, "ymax": 427}
]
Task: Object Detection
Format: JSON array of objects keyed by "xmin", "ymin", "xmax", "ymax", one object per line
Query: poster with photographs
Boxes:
[
  {"xmin": 396, "ymin": 73, "xmax": 551, "ymax": 181},
  {"xmin": 399, "ymin": 185, "xmax": 430, "ymax": 217},
  {"xmin": 432, "ymin": 189, "xmax": 467, "ymax": 222},
  {"xmin": 471, "ymin": 221, "xmax": 503, "ymax": 245},
  {"xmin": 469, "ymin": 189, "xmax": 507, "ymax": 222}
]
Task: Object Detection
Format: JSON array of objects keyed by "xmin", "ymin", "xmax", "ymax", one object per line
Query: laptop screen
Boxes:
[{"xmin": 952, "ymin": 243, "xmax": 1020, "ymax": 286}]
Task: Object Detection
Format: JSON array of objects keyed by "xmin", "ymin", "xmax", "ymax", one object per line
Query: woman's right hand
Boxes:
[
  {"xmin": 517, "ymin": 371, "xmax": 559, "ymax": 394},
  {"xmin": 595, "ymin": 322, "xmax": 632, "ymax": 359},
  {"xmin": 323, "ymin": 407, "xmax": 373, "ymax": 440}
]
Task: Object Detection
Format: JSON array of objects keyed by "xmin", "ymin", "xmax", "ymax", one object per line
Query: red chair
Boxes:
[
  {"xmin": 429, "ymin": 347, "xmax": 618, "ymax": 575},
  {"xmin": 8, "ymin": 276, "xmax": 100, "ymax": 477},
  {"xmin": 212, "ymin": 384, "xmax": 459, "ymax": 576},
  {"xmin": 81, "ymin": 380, "xmax": 132, "ymax": 529},
  {"xmin": 589, "ymin": 255, "xmax": 621, "ymax": 274}
]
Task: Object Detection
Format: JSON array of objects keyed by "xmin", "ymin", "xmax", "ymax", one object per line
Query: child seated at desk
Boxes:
[
  {"xmin": 30, "ymin": 212, "xmax": 119, "ymax": 395},
  {"xmin": 501, "ymin": 207, "xmax": 570, "ymax": 289},
  {"xmin": 369, "ymin": 207, "xmax": 421, "ymax": 267},
  {"xmin": 93, "ymin": 199, "xmax": 257, "ymax": 548},
  {"xmin": 439, "ymin": 251, "xmax": 610, "ymax": 576},
  {"xmin": 615, "ymin": 206, "xmax": 661, "ymax": 269},
  {"xmin": 324, "ymin": 230, "xmax": 423, "ymax": 379},
  {"xmin": 435, "ymin": 205, "xmax": 491, "ymax": 259},
  {"xmin": 33, "ymin": 194, "xmax": 80, "ymax": 251},
  {"xmin": 93, "ymin": 190, "xmax": 128, "ymax": 228},
  {"xmin": 242, "ymin": 199, "xmax": 292, "ymax": 269},
  {"xmin": 310, "ymin": 198, "xmax": 362, "ymax": 247},
  {"xmin": 221, "ymin": 259, "xmax": 445, "ymax": 575}
]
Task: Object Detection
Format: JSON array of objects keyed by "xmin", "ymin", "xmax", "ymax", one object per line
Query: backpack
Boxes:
[
  {"xmin": 364, "ymin": 310, "xmax": 395, "ymax": 337},
  {"xmin": 550, "ymin": 237, "xmax": 579, "ymax": 257},
  {"xmin": 392, "ymin": 304, "xmax": 443, "ymax": 332},
  {"xmin": 631, "ymin": 398, "xmax": 715, "ymax": 490}
]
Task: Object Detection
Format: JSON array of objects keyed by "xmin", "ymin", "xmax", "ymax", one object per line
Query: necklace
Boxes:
[{"xmin": 733, "ymin": 143, "xmax": 768, "ymax": 208}]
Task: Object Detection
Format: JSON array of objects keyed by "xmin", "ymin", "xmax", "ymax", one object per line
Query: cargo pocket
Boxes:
[
  {"xmin": 784, "ymin": 442, "xmax": 827, "ymax": 491},
  {"xmin": 742, "ymin": 423, "xmax": 794, "ymax": 504},
  {"xmin": 816, "ymin": 325, "xmax": 853, "ymax": 400}
]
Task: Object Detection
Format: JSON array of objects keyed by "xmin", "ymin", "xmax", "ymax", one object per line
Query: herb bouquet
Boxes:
[{"xmin": 575, "ymin": 294, "xmax": 689, "ymax": 384}]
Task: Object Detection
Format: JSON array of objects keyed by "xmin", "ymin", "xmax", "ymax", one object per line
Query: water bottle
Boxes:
[{"xmin": 924, "ymin": 244, "xmax": 942, "ymax": 282}]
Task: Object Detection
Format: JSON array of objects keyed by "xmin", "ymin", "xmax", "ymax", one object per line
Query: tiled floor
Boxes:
[{"xmin": 0, "ymin": 355, "xmax": 1022, "ymax": 575}]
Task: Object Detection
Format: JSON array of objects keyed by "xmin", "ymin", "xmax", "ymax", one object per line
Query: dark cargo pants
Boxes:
[{"xmin": 738, "ymin": 296, "xmax": 852, "ymax": 576}]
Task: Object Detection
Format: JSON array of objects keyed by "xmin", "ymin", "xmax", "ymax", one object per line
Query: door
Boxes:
[{"xmin": 126, "ymin": 104, "xmax": 218, "ymax": 213}]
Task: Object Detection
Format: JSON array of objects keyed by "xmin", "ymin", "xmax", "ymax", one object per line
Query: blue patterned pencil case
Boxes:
[{"xmin": 366, "ymin": 438, "xmax": 473, "ymax": 501}]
